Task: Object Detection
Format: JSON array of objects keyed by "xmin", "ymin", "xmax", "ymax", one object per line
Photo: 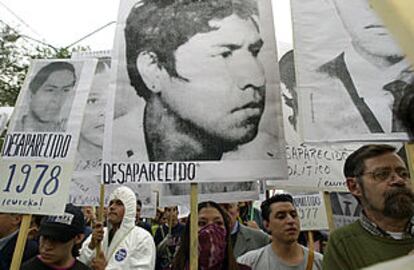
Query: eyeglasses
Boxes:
[{"xmin": 358, "ymin": 167, "xmax": 410, "ymax": 182}]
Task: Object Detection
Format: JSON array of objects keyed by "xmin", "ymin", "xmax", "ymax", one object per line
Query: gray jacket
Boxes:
[{"xmin": 233, "ymin": 223, "xmax": 270, "ymax": 258}]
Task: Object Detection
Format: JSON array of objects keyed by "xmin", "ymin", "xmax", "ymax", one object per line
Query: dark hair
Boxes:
[
  {"xmin": 32, "ymin": 215, "xmax": 44, "ymax": 227},
  {"xmin": 261, "ymin": 194, "xmax": 294, "ymax": 222},
  {"xmin": 279, "ymin": 50, "xmax": 296, "ymax": 90},
  {"xmin": 279, "ymin": 49, "xmax": 298, "ymax": 130},
  {"xmin": 125, "ymin": 0, "xmax": 258, "ymax": 100},
  {"xmin": 29, "ymin": 62, "xmax": 76, "ymax": 94},
  {"xmin": 343, "ymin": 144, "xmax": 396, "ymax": 178},
  {"xmin": 136, "ymin": 199, "xmax": 142, "ymax": 207},
  {"xmin": 172, "ymin": 201, "xmax": 239, "ymax": 270},
  {"xmin": 396, "ymin": 85, "xmax": 414, "ymax": 139}
]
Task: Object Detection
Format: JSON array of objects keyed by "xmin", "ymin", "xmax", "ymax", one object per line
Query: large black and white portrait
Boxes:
[
  {"xmin": 12, "ymin": 61, "xmax": 81, "ymax": 132},
  {"xmin": 104, "ymin": 0, "xmax": 287, "ymax": 182},
  {"xmin": 292, "ymin": 0, "xmax": 414, "ymax": 142}
]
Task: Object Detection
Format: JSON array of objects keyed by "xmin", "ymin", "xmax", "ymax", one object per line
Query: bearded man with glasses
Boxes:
[{"xmin": 323, "ymin": 144, "xmax": 414, "ymax": 270}]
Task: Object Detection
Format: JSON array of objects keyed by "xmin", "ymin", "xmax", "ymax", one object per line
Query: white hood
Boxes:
[{"xmin": 105, "ymin": 186, "xmax": 136, "ymax": 257}]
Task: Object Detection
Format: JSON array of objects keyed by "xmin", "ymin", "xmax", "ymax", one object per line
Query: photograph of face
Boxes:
[
  {"xmin": 116, "ymin": 0, "xmax": 283, "ymax": 162},
  {"xmin": 78, "ymin": 59, "xmax": 111, "ymax": 162},
  {"xmin": 106, "ymin": 0, "xmax": 287, "ymax": 182},
  {"xmin": 158, "ymin": 14, "xmax": 265, "ymax": 145},
  {"xmin": 14, "ymin": 61, "xmax": 77, "ymax": 132}
]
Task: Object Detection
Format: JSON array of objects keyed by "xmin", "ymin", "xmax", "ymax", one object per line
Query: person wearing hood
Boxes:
[{"xmin": 79, "ymin": 186, "xmax": 156, "ymax": 269}]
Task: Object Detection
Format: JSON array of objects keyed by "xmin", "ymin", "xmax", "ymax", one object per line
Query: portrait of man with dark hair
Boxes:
[
  {"xmin": 120, "ymin": 0, "xmax": 271, "ymax": 162},
  {"xmin": 102, "ymin": 0, "xmax": 287, "ymax": 168},
  {"xmin": 293, "ymin": 0, "xmax": 414, "ymax": 141},
  {"xmin": 14, "ymin": 61, "xmax": 77, "ymax": 132}
]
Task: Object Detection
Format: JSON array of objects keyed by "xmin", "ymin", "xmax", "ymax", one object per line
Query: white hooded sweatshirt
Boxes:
[{"xmin": 79, "ymin": 186, "xmax": 156, "ymax": 269}]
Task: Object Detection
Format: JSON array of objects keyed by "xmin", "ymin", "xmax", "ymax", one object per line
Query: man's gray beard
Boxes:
[{"xmin": 383, "ymin": 187, "xmax": 414, "ymax": 219}]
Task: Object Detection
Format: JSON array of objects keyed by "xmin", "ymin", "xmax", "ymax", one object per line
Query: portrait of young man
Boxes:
[
  {"xmin": 106, "ymin": 0, "xmax": 286, "ymax": 179},
  {"xmin": 76, "ymin": 58, "xmax": 111, "ymax": 170},
  {"xmin": 14, "ymin": 61, "xmax": 78, "ymax": 132},
  {"xmin": 292, "ymin": 0, "xmax": 414, "ymax": 141}
]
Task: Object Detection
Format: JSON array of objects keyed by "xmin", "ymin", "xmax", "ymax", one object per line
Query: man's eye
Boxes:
[
  {"xmin": 396, "ymin": 168, "xmax": 410, "ymax": 179},
  {"xmin": 62, "ymin": 87, "xmax": 72, "ymax": 92},
  {"xmin": 87, "ymin": 98, "xmax": 98, "ymax": 104},
  {"xmin": 374, "ymin": 170, "xmax": 390, "ymax": 180},
  {"xmin": 221, "ymin": 51, "xmax": 232, "ymax": 58}
]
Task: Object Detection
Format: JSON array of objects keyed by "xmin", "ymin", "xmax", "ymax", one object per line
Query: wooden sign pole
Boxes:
[
  {"xmin": 404, "ymin": 143, "xmax": 414, "ymax": 186},
  {"xmin": 189, "ymin": 183, "xmax": 198, "ymax": 270},
  {"xmin": 323, "ymin": 191, "xmax": 336, "ymax": 231},
  {"xmin": 10, "ymin": 214, "xmax": 32, "ymax": 270},
  {"xmin": 306, "ymin": 231, "xmax": 315, "ymax": 270},
  {"xmin": 96, "ymin": 184, "xmax": 105, "ymax": 256}
]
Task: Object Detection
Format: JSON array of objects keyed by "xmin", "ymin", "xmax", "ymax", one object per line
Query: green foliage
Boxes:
[
  {"xmin": 0, "ymin": 25, "xmax": 26, "ymax": 106},
  {"xmin": 0, "ymin": 23, "xmax": 89, "ymax": 107}
]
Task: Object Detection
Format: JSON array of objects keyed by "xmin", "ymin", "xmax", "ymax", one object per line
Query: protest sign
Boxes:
[
  {"xmin": 0, "ymin": 59, "xmax": 97, "ymax": 215},
  {"xmin": 275, "ymin": 45, "xmax": 403, "ymax": 191},
  {"xmin": 102, "ymin": 0, "xmax": 288, "ymax": 184},
  {"xmin": 292, "ymin": 0, "xmax": 413, "ymax": 142},
  {"xmin": 293, "ymin": 192, "xmax": 329, "ymax": 231}
]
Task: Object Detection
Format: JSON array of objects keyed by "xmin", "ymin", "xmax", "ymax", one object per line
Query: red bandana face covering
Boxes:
[{"xmin": 198, "ymin": 223, "xmax": 227, "ymax": 270}]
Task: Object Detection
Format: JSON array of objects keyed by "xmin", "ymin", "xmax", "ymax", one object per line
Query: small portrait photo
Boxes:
[
  {"xmin": 75, "ymin": 58, "xmax": 111, "ymax": 172},
  {"xmin": 12, "ymin": 60, "xmax": 82, "ymax": 132}
]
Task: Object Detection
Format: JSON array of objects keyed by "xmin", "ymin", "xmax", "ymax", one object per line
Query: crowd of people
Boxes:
[{"xmin": 0, "ymin": 144, "xmax": 413, "ymax": 270}]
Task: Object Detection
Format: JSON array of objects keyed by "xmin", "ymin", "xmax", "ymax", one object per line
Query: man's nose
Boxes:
[
  {"xmin": 51, "ymin": 91, "xmax": 64, "ymax": 104},
  {"xmin": 231, "ymin": 52, "xmax": 265, "ymax": 90},
  {"xmin": 286, "ymin": 214, "xmax": 296, "ymax": 223}
]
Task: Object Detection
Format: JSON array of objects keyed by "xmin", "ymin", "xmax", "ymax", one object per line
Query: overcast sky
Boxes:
[{"xmin": 0, "ymin": 0, "xmax": 292, "ymax": 51}]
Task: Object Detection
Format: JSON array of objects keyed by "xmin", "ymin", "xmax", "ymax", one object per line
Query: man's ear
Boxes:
[
  {"xmin": 263, "ymin": 220, "xmax": 270, "ymax": 233},
  {"xmin": 136, "ymin": 51, "xmax": 170, "ymax": 94},
  {"xmin": 346, "ymin": 177, "xmax": 362, "ymax": 198}
]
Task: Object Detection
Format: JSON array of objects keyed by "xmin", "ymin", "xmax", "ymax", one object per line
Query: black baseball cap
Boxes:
[{"xmin": 39, "ymin": 204, "xmax": 85, "ymax": 242}]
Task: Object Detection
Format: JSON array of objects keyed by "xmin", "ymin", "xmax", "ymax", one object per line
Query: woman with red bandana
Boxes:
[{"xmin": 170, "ymin": 201, "xmax": 251, "ymax": 270}]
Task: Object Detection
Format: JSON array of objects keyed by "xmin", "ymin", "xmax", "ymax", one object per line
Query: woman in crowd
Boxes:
[{"xmin": 171, "ymin": 201, "xmax": 251, "ymax": 270}]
